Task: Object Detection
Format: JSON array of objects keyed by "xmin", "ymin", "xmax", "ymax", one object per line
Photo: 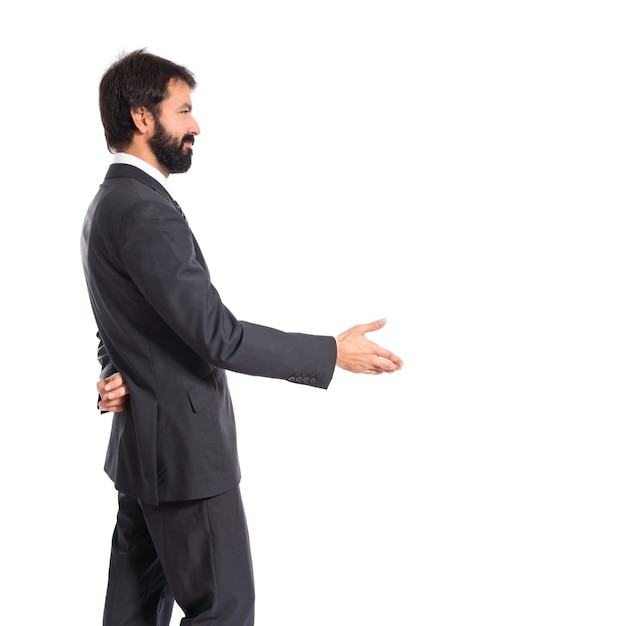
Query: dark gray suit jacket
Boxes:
[{"xmin": 81, "ymin": 164, "xmax": 337, "ymax": 505}]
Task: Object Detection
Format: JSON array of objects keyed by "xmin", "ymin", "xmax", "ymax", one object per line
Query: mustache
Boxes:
[{"xmin": 181, "ymin": 134, "xmax": 195, "ymax": 147}]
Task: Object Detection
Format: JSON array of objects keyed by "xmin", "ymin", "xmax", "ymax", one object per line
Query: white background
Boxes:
[{"xmin": 1, "ymin": 1, "xmax": 625, "ymax": 624}]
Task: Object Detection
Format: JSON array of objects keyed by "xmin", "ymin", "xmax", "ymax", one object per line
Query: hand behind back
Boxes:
[{"xmin": 97, "ymin": 372, "xmax": 129, "ymax": 412}]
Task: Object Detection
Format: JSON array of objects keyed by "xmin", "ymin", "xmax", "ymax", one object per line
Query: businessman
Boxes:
[{"xmin": 82, "ymin": 48, "xmax": 403, "ymax": 626}]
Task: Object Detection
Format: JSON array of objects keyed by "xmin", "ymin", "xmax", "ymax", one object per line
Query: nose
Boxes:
[{"xmin": 190, "ymin": 116, "xmax": 200, "ymax": 136}]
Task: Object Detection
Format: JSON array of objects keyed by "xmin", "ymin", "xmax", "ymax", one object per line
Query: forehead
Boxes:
[{"xmin": 162, "ymin": 78, "xmax": 193, "ymax": 107}]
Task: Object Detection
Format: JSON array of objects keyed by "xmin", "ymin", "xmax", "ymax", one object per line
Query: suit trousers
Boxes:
[{"xmin": 103, "ymin": 486, "xmax": 255, "ymax": 626}]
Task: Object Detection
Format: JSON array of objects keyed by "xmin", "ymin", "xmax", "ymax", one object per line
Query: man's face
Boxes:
[{"xmin": 149, "ymin": 79, "xmax": 200, "ymax": 174}]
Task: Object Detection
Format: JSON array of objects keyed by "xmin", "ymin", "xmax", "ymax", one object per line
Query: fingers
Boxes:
[
  {"xmin": 98, "ymin": 396, "xmax": 127, "ymax": 412},
  {"xmin": 360, "ymin": 320, "xmax": 403, "ymax": 369},
  {"xmin": 104, "ymin": 372, "xmax": 124, "ymax": 391},
  {"xmin": 97, "ymin": 372, "xmax": 122, "ymax": 393},
  {"xmin": 366, "ymin": 351, "xmax": 402, "ymax": 373},
  {"xmin": 353, "ymin": 355, "xmax": 400, "ymax": 375},
  {"xmin": 335, "ymin": 343, "xmax": 403, "ymax": 374},
  {"xmin": 97, "ymin": 372, "xmax": 129, "ymax": 412},
  {"xmin": 97, "ymin": 386, "xmax": 129, "ymax": 410},
  {"xmin": 374, "ymin": 347, "xmax": 404, "ymax": 369},
  {"xmin": 99, "ymin": 383, "xmax": 129, "ymax": 401}
]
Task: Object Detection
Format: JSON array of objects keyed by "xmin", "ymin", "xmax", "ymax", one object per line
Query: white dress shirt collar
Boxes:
[{"xmin": 112, "ymin": 153, "xmax": 172, "ymax": 195}]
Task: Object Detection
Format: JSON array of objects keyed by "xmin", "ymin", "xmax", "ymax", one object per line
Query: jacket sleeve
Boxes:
[
  {"xmin": 120, "ymin": 198, "xmax": 336, "ymax": 388},
  {"xmin": 97, "ymin": 332, "xmax": 117, "ymax": 381}
]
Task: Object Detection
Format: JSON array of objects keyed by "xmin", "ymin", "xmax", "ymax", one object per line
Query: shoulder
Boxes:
[
  {"xmin": 98, "ymin": 170, "xmax": 175, "ymax": 223},
  {"xmin": 104, "ymin": 165, "xmax": 170, "ymax": 202}
]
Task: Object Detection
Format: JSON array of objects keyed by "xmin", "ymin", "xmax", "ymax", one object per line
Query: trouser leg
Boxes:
[
  {"xmin": 103, "ymin": 492, "xmax": 175, "ymax": 626},
  {"xmin": 140, "ymin": 486, "xmax": 255, "ymax": 626}
]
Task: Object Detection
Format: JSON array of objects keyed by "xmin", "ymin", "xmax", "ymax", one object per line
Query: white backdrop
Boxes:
[{"xmin": 1, "ymin": 1, "xmax": 625, "ymax": 624}]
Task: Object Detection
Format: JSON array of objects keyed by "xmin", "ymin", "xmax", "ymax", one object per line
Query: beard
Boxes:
[{"xmin": 150, "ymin": 117, "xmax": 194, "ymax": 174}]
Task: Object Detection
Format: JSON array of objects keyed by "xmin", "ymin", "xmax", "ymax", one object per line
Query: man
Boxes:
[{"xmin": 82, "ymin": 48, "xmax": 403, "ymax": 626}]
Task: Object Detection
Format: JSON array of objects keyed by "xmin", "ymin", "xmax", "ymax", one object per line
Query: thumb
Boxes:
[{"xmin": 362, "ymin": 318, "xmax": 387, "ymax": 333}]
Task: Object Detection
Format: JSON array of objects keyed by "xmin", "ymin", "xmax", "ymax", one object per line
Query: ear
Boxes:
[{"xmin": 130, "ymin": 106, "xmax": 155, "ymax": 135}]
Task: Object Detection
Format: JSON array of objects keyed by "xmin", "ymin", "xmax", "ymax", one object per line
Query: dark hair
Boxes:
[{"xmin": 99, "ymin": 48, "xmax": 197, "ymax": 153}]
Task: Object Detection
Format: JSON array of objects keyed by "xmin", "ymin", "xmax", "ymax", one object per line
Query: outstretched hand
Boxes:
[
  {"xmin": 97, "ymin": 372, "xmax": 129, "ymax": 412},
  {"xmin": 336, "ymin": 318, "xmax": 403, "ymax": 375}
]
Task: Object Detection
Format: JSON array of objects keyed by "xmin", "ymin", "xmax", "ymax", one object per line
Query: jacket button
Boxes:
[
  {"xmin": 288, "ymin": 376, "xmax": 295, "ymax": 382},
  {"xmin": 296, "ymin": 376, "xmax": 303, "ymax": 383},
  {"xmin": 303, "ymin": 376, "xmax": 310, "ymax": 383},
  {"xmin": 310, "ymin": 377, "xmax": 316, "ymax": 384}
]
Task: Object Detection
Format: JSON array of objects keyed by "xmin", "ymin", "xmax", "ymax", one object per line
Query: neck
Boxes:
[{"xmin": 124, "ymin": 143, "xmax": 169, "ymax": 178}]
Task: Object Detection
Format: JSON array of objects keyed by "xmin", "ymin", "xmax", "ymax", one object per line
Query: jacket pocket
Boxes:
[{"xmin": 187, "ymin": 369, "xmax": 218, "ymax": 413}]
